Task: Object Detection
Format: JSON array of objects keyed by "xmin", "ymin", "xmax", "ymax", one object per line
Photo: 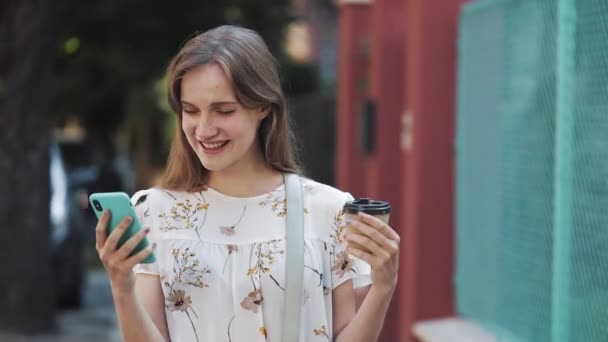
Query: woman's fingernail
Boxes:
[
  {"xmin": 144, "ymin": 228, "xmax": 150, "ymax": 234},
  {"xmin": 152, "ymin": 242, "xmax": 157, "ymax": 249}
]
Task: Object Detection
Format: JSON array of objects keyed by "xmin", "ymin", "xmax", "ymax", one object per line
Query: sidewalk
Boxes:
[{"xmin": 0, "ymin": 271, "xmax": 121, "ymax": 342}]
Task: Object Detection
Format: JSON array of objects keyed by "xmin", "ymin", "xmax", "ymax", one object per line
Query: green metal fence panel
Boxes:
[
  {"xmin": 565, "ymin": 1, "xmax": 608, "ymax": 340},
  {"xmin": 456, "ymin": 0, "xmax": 608, "ymax": 340}
]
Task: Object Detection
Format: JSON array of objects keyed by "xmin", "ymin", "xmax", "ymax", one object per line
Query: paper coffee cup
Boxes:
[{"xmin": 343, "ymin": 198, "xmax": 391, "ymax": 253}]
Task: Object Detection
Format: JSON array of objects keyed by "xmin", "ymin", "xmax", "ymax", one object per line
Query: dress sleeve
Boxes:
[
  {"xmin": 131, "ymin": 189, "xmax": 161, "ymax": 276},
  {"xmin": 331, "ymin": 192, "xmax": 372, "ymax": 289}
]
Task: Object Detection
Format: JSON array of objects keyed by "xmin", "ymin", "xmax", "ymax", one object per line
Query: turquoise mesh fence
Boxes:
[{"xmin": 456, "ymin": 0, "xmax": 608, "ymax": 341}]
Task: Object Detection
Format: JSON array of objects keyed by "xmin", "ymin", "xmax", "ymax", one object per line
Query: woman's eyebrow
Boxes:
[
  {"xmin": 210, "ymin": 101, "xmax": 238, "ymax": 107},
  {"xmin": 180, "ymin": 100, "xmax": 238, "ymax": 107}
]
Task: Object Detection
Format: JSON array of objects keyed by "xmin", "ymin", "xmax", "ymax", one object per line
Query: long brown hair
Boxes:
[{"xmin": 161, "ymin": 26, "xmax": 301, "ymax": 192}]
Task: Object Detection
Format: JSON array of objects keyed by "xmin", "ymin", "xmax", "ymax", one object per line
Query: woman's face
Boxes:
[{"xmin": 180, "ymin": 63, "xmax": 269, "ymax": 173}]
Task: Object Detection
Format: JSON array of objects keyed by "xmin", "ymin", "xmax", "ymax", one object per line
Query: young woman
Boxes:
[{"xmin": 95, "ymin": 25, "xmax": 400, "ymax": 342}]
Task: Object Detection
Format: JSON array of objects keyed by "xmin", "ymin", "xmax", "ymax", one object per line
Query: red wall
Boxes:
[
  {"xmin": 369, "ymin": 0, "xmax": 406, "ymax": 339},
  {"xmin": 336, "ymin": 4, "xmax": 371, "ymax": 198},
  {"xmin": 337, "ymin": 0, "xmax": 470, "ymax": 340},
  {"xmin": 401, "ymin": 0, "xmax": 469, "ymax": 340}
]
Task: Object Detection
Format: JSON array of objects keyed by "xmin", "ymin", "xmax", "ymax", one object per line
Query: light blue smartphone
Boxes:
[{"xmin": 89, "ymin": 192, "xmax": 156, "ymax": 264}]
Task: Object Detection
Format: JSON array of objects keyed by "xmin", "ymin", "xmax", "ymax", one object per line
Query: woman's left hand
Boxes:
[{"xmin": 345, "ymin": 212, "xmax": 400, "ymax": 293}]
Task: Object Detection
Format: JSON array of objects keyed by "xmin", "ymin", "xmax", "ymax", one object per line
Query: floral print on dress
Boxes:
[
  {"xmin": 166, "ymin": 288, "xmax": 200, "ymax": 341},
  {"xmin": 137, "ymin": 264, "xmax": 153, "ymax": 273},
  {"xmin": 227, "ymin": 316, "xmax": 236, "ymax": 342},
  {"xmin": 219, "ymin": 204, "xmax": 247, "ymax": 236},
  {"xmin": 304, "ymin": 264, "xmax": 324, "ymax": 287},
  {"xmin": 166, "ymin": 289, "xmax": 193, "ymax": 312},
  {"xmin": 219, "ymin": 225, "xmax": 236, "ymax": 236},
  {"xmin": 332, "ymin": 250, "xmax": 355, "ymax": 279},
  {"xmin": 130, "ymin": 181, "xmax": 373, "ymax": 342},
  {"xmin": 303, "ymin": 182, "xmax": 315, "ymax": 193},
  {"xmin": 313, "ymin": 325, "xmax": 330, "ymax": 339},
  {"xmin": 162, "ymin": 247, "xmax": 211, "ymax": 342},
  {"xmin": 131, "ymin": 192, "xmax": 161, "ymax": 276},
  {"xmin": 134, "ymin": 193, "xmax": 151, "ymax": 218},
  {"xmin": 247, "ymin": 240, "xmax": 286, "ymax": 290},
  {"xmin": 165, "ymin": 288, "xmax": 199, "ymax": 341},
  {"xmin": 330, "ymin": 209, "xmax": 347, "ymax": 245},
  {"xmin": 240, "ymin": 288, "xmax": 264, "ymax": 313},
  {"xmin": 258, "ymin": 189, "xmax": 310, "ymax": 216},
  {"xmin": 329, "ymin": 204, "xmax": 360, "ymax": 287},
  {"xmin": 222, "ymin": 244, "xmax": 239, "ymax": 274},
  {"xmin": 157, "ymin": 192, "xmax": 209, "ymax": 240},
  {"xmin": 258, "ymin": 189, "xmax": 287, "ymax": 217},
  {"xmin": 165, "ymin": 248, "xmax": 211, "ymax": 289},
  {"xmin": 303, "ymin": 289, "xmax": 311, "ymax": 304}
]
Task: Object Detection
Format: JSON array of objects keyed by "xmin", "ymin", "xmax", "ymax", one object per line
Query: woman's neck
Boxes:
[{"xmin": 206, "ymin": 161, "xmax": 284, "ymax": 198}]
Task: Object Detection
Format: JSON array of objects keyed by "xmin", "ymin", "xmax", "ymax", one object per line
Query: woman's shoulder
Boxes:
[
  {"xmin": 130, "ymin": 187, "xmax": 191, "ymax": 208},
  {"xmin": 298, "ymin": 177, "xmax": 351, "ymax": 242},
  {"xmin": 299, "ymin": 176, "xmax": 353, "ymax": 210}
]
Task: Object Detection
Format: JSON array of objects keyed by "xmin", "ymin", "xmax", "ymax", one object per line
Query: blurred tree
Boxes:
[
  {"xmin": 53, "ymin": 0, "xmax": 296, "ymax": 186},
  {"xmin": 0, "ymin": 0, "xmax": 56, "ymax": 334}
]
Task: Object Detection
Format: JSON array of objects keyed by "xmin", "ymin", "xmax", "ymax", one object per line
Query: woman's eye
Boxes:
[
  {"xmin": 218, "ymin": 110, "xmax": 235, "ymax": 115},
  {"xmin": 183, "ymin": 109, "xmax": 198, "ymax": 114}
]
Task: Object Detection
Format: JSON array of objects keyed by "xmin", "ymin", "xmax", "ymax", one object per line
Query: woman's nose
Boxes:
[{"xmin": 195, "ymin": 120, "xmax": 219, "ymax": 139}]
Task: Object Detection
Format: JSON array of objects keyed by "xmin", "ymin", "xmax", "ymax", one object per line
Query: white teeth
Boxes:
[{"xmin": 202, "ymin": 141, "xmax": 228, "ymax": 150}]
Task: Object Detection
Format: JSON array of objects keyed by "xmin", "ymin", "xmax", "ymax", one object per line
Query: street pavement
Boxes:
[{"xmin": 0, "ymin": 271, "xmax": 121, "ymax": 342}]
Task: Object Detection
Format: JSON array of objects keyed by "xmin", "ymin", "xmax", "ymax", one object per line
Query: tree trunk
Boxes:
[{"xmin": 0, "ymin": 0, "xmax": 56, "ymax": 333}]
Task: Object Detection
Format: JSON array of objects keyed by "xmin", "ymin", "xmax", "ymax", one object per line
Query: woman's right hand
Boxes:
[{"xmin": 95, "ymin": 210, "xmax": 156, "ymax": 296}]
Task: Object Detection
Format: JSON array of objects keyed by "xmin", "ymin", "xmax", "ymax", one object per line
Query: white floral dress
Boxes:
[{"xmin": 131, "ymin": 176, "xmax": 372, "ymax": 342}]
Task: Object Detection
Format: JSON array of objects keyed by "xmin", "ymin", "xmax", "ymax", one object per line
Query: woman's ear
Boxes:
[{"xmin": 258, "ymin": 105, "xmax": 271, "ymax": 120}]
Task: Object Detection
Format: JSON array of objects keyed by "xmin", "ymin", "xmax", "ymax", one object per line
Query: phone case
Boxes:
[{"xmin": 89, "ymin": 192, "xmax": 156, "ymax": 264}]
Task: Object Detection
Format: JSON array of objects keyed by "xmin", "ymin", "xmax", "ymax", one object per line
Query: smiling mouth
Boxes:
[{"xmin": 199, "ymin": 140, "xmax": 229, "ymax": 152}]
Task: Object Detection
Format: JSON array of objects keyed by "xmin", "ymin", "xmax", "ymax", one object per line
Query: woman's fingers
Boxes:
[
  {"xmin": 347, "ymin": 219, "xmax": 396, "ymax": 253},
  {"xmin": 94, "ymin": 211, "xmax": 154, "ymax": 295},
  {"xmin": 115, "ymin": 226, "xmax": 150, "ymax": 261},
  {"xmin": 95, "ymin": 210, "xmax": 110, "ymax": 251},
  {"xmin": 358, "ymin": 212, "xmax": 400, "ymax": 243},
  {"xmin": 347, "ymin": 218, "xmax": 400, "ymax": 291},
  {"xmin": 347, "ymin": 245, "xmax": 375, "ymax": 265},
  {"xmin": 102, "ymin": 215, "xmax": 133, "ymax": 255},
  {"xmin": 124, "ymin": 243, "xmax": 157, "ymax": 269},
  {"xmin": 345, "ymin": 231, "xmax": 389, "ymax": 260}
]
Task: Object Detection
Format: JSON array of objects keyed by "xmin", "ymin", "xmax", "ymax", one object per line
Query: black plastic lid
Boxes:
[{"xmin": 343, "ymin": 198, "xmax": 391, "ymax": 215}]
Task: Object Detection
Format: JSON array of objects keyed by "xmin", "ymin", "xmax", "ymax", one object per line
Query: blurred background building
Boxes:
[
  {"xmin": 336, "ymin": 0, "xmax": 461, "ymax": 340},
  {"xmin": 1, "ymin": 0, "xmax": 607, "ymax": 340}
]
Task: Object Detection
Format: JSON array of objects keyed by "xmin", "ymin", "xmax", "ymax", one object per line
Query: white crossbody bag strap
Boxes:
[{"xmin": 282, "ymin": 173, "xmax": 304, "ymax": 342}]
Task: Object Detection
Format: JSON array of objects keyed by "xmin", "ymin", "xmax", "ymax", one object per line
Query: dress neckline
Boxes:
[{"xmin": 204, "ymin": 182, "xmax": 286, "ymax": 202}]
